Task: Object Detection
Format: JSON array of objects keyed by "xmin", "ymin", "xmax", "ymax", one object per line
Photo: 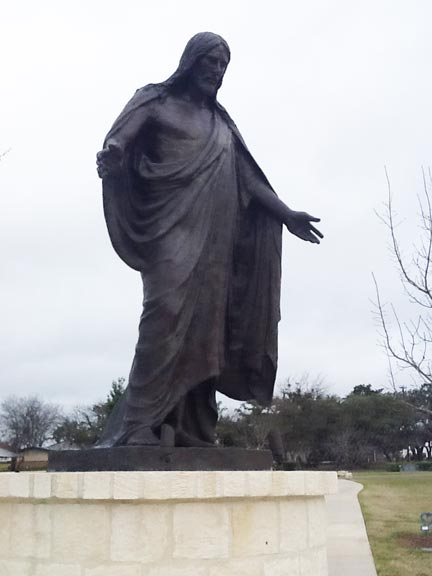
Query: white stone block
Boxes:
[
  {"xmin": 231, "ymin": 499, "xmax": 279, "ymax": 557},
  {"xmin": 0, "ymin": 559, "xmax": 32, "ymax": 576},
  {"xmin": 9, "ymin": 473, "xmax": 30, "ymax": 498},
  {"xmin": 10, "ymin": 504, "xmax": 34, "ymax": 558},
  {"xmin": 245, "ymin": 471, "xmax": 272, "ymax": 497},
  {"xmin": 209, "ymin": 557, "xmax": 264, "ymax": 576},
  {"xmin": 141, "ymin": 472, "xmax": 171, "ymax": 500},
  {"xmin": 263, "ymin": 554, "xmax": 301, "ymax": 576},
  {"xmin": 52, "ymin": 473, "xmax": 80, "ymax": 499},
  {"xmin": 112, "ymin": 472, "xmax": 142, "ymax": 500},
  {"xmin": 304, "ymin": 472, "xmax": 324, "ymax": 495},
  {"xmin": 173, "ymin": 502, "xmax": 230, "ymax": 559},
  {"xmin": 168, "ymin": 471, "xmax": 198, "ymax": 499},
  {"xmin": 85, "ymin": 565, "xmax": 141, "ymax": 576},
  {"xmin": 33, "ymin": 473, "xmax": 52, "ymax": 499},
  {"xmin": 323, "ymin": 472, "xmax": 338, "ymax": 494},
  {"xmin": 51, "ymin": 503, "xmax": 110, "ymax": 561},
  {"xmin": 307, "ymin": 498, "xmax": 327, "ymax": 547},
  {"xmin": 0, "ymin": 504, "xmax": 11, "ymax": 556},
  {"xmin": 222, "ymin": 472, "xmax": 247, "ymax": 498},
  {"xmin": 0, "ymin": 474, "xmax": 10, "ymax": 498},
  {"xmin": 33, "ymin": 563, "xmax": 82, "ymax": 576},
  {"xmin": 272, "ymin": 472, "xmax": 305, "ymax": 496},
  {"xmin": 10, "ymin": 503, "xmax": 50, "ymax": 559},
  {"xmin": 34, "ymin": 505, "xmax": 52, "ymax": 558},
  {"xmin": 279, "ymin": 499, "xmax": 308, "ymax": 552},
  {"xmin": 305, "ymin": 472, "xmax": 337, "ymax": 496},
  {"xmin": 110, "ymin": 503, "xmax": 170, "ymax": 563},
  {"xmin": 146, "ymin": 563, "xmax": 208, "ymax": 576},
  {"xmin": 82, "ymin": 472, "xmax": 112, "ymax": 500},
  {"xmin": 300, "ymin": 547, "xmax": 327, "ymax": 575},
  {"xmin": 196, "ymin": 471, "xmax": 224, "ymax": 499}
]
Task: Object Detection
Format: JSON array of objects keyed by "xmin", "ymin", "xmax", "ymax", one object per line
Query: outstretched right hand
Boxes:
[{"xmin": 96, "ymin": 143, "xmax": 123, "ymax": 179}]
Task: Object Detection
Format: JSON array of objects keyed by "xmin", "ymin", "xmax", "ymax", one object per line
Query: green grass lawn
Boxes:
[{"xmin": 353, "ymin": 471, "xmax": 432, "ymax": 576}]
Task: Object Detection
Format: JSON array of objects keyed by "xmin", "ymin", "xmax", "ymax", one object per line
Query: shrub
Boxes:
[{"xmin": 417, "ymin": 462, "xmax": 432, "ymax": 471}]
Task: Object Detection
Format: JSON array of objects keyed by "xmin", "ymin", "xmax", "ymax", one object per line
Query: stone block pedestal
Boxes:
[{"xmin": 0, "ymin": 470, "xmax": 337, "ymax": 576}]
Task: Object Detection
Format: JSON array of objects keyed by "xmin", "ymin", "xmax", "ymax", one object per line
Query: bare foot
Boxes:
[
  {"xmin": 124, "ymin": 426, "xmax": 160, "ymax": 446},
  {"xmin": 175, "ymin": 429, "xmax": 216, "ymax": 448}
]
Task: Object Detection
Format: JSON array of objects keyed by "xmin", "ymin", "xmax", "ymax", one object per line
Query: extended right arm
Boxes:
[{"xmin": 97, "ymin": 102, "xmax": 154, "ymax": 179}]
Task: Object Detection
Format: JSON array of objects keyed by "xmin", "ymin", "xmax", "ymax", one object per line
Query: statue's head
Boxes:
[{"xmin": 167, "ymin": 32, "xmax": 231, "ymax": 99}]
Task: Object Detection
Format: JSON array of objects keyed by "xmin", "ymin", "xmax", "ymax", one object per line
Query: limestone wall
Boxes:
[{"xmin": 0, "ymin": 470, "xmax": 337, "ymax": 576}]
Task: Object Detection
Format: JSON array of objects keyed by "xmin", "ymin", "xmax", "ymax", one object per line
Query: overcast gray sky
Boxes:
[{"xmin": 1, "ymin": 0, "xmax": 431, "ymax": 408}]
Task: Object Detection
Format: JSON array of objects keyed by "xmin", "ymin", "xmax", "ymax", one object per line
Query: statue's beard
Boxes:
[{"xmin": 196, "ymin": 76, "xmax": 223, "ymax": 98}]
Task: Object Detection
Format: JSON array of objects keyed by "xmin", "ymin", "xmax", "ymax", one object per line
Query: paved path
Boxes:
[{"xmin": 326, "ymin": 479, "xmax": 377, "ymax": 576}]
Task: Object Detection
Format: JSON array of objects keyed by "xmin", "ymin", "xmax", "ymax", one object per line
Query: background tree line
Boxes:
[
  {"xmin": 217, "ymin": 380, "xmax": 432, "ymax": 468},
  {"xmin": 1, "ymin": 377, "xmax": 431, "ymax": 469}
]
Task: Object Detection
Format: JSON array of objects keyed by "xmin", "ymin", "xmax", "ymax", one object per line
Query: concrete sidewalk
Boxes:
[{"xmin": 326, "ymin": 479, "xmax": 377, "ymax": 576}]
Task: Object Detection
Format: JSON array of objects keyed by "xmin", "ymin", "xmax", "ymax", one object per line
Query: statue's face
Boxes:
[{"xmin": 190, "ymin": 45, "xmax": 230, "ymax": 97}]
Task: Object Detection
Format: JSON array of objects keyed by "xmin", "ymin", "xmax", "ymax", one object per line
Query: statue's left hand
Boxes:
[{"xmin": 285, "ymin": 211, "xmax": 323, "ymax": 244}]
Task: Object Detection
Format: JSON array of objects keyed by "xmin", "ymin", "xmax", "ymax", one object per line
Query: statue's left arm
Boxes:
[{"xmin": 237, "ymin": 148, "xmax": 323, "ymax": 244}]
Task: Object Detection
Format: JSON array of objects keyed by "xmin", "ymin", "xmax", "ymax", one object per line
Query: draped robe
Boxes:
[{"xmin": 99, "ymin": 86, "xmax": 282, "ymax": 446}]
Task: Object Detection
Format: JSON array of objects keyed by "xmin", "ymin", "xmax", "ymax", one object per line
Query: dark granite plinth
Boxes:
[{"xmin": 48, "ymin": 446, "xmax": 273, "ymax": 472}]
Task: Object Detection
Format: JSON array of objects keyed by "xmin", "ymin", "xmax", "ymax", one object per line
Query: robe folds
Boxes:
[{"xmin": 100, "ymin": 84, "xmax": 282, "ymax": 445}]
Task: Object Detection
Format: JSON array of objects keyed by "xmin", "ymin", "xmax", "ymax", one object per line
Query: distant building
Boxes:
[
  {"xmin": 0, "ymin": 444, "xmax": 16, "ymax": 462},
  {"xmin": 16, "ymin": 447, "xmax": 50, "ymax": 471},
  {"xmin": 4, "ymin": 443, "xmax": 81, "ymax": 471}
]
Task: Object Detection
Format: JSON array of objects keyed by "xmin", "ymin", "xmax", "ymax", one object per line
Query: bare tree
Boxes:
[
  {"xmin": 0, "ymin": 396, "xmax": 62, "ymax": 451},
  {"xmin": 0, "ymin": 148, "xmax": 11, "ymax": 162},
  {"xmin": 374, "ymin": 168, "xmax": 432, "ymax": 415}
]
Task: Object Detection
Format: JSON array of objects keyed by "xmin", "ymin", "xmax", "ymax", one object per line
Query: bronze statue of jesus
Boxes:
[{"xmin": 96, "ymin": 32, "xmax": 322, "ymax": 448}]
